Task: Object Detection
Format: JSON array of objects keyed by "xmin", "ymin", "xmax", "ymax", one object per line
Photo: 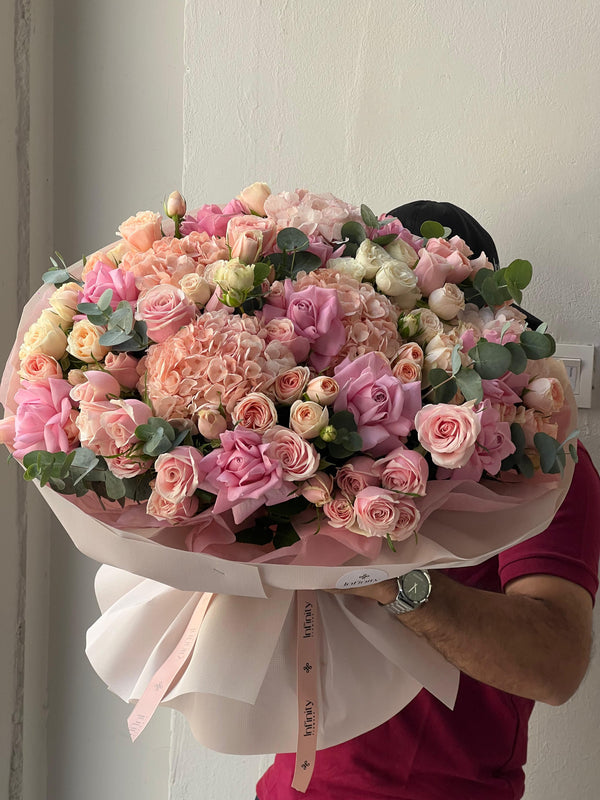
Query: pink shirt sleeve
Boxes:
[{"xmin": 498, "ymin": 443, "xmax": 600, "ymax": 601}]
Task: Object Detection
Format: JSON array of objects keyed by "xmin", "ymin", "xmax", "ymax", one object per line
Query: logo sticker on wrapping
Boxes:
[{"xmin": 335, "ymin": 568, "xmax": 389, "ymax": 590}]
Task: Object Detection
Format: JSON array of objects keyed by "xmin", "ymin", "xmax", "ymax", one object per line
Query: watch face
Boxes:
[{"xmin": 400, "ymin": 570, "xmax": 430, "ymax": 603}]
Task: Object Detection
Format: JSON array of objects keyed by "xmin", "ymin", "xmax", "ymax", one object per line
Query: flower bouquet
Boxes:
[{"xmin": 0, "ymin": 183, "xmax": 576, "ymax": 790}]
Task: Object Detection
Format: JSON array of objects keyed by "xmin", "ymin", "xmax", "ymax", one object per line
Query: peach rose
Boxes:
[
  {"xmin": 263, "ymin": 425, "xmax": 319, "ymax": 481},
  {"xmin": 48, "ymin": 282, "xmax": 82, "ymax": 323},
  {"xmin": 118, "ymin": 210, "xmax": 162, "ymax": 252},
  {"xmin": 136, "ymin": 284, "xmax": 197, "ymax": 343},
  {"xmin": 289, "ymin": 400, "xmax": 329, "ymax": 439},
  {"xmin": 523, "ymin": 377, "xmax": 564, "ymax": 415},
  {"xmin": 323, "ymin": 493, "xmax": 357, "ymax": 529},
  {"xmin": 19, "ymin": 353, "xmax": 63, "ymax": 382},
  {"xmin": 196, "ymin": 405, "xmax": 228, "ymax": 439},
  {"xmin": 273, "ymin": 366, "xmax": 311, "ymax": 405},
  {"xmin": 232, "ymin": 392, "xmax": 278, "ymax": 433},
  {"xmin": 146, "ymin": 490, "xmax": 199, "ymax": 524},
  {"xmin": 101, "ymin": 399, "xmax": 152, "ymax": 449},
  {"xmin": 19, "ymin": 311, "xmax": 68, "ymax": 361},
  {"xmin": 179, "ymin": 273, "xmax": 212, "ymax": 306},
  {"xmin": 69, "ymin": 370, "xmax": 121, "ymax": 403},
  {"xmin": 389, "ymin": 497, "xmax": 421, "ymax": 541},
  {"xmin": 153, "ymin": 445, "xmax": 207, "ymax": 503},
  {"xmin": 392, "ymin": 359, "xmax": 422, "ymax": 384},
  {"xmin": 66, "ymin": 320, "xmax": 110, "ymax": 363},
  {"xmin": 166, "ymin": 190, "xmax": 186, "ymax": 218},
  {"xmin": 395, "ymin": 342, "xmax": 424, "ymax": 367},
  {"xmin": 415, "ymin": 402, "xmax": 481, "ymax": 468},
  {"xmin": 104, "ymin": 352, "xmax": 140, "ymax": 389},
  {"xmin": 228, "ymin": 215, "xmax": 278, "ymax": 254},
  {"xmin": 305, "ymin": 376, "xmax": 339, "ymax": 406},
  {"xmin": 299, "ymin": 471, "xmax": 334, "ymax": 506},
  {"xmin": 237, "ymin": 182, "xmax": 272, "ymax": 216}
]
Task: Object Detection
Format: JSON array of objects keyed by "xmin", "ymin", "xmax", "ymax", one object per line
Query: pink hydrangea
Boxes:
[
  {"xmin": 264, "ymin": 190, "xmax": 363, "ymax": 241},
  {"xmin": 12, "ymin": 378, "xmax": 79, "ymax": 459},
  {"xmin": 142, "ymin": 309, "xmax": 296, "ymax": 421}
]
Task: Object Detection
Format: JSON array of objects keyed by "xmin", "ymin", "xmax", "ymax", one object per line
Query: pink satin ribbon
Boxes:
[
  {"xmin": 127, "ymin": 591, "xmax": 214, "ymax": 742},
  {"xmin": 292, "ymin": 589, "xmax": 320, "ymax": 793}
]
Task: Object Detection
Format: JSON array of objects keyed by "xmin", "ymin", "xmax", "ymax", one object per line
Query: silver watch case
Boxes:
[{"xmin": 381, "ymin": 569, "xmax": 431, "ymax": 615}]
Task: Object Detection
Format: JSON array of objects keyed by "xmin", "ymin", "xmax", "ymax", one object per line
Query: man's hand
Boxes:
[{"xmin": 328, "ymin": 571, "xmax": 593, "ymax": 706}]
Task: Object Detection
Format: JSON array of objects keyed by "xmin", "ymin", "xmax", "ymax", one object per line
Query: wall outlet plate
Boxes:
[{"xmin": 554, "ymin": 344, "xmax": 595, "ymax": 408}]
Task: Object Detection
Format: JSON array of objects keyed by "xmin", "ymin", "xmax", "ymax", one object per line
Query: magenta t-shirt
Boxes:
[{"xmin": 257, "ymin": 444, "xmax": 600, "ymax": 800}]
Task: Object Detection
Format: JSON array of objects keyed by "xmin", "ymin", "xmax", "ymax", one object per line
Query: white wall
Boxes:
[{"xmin": 178, "ymin": 1, "xmax": 600, "ymax": 798}]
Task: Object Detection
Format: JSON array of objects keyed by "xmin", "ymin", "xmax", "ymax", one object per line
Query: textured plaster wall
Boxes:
[{"xmin": 178, "ymin": 1, "xmax": 600, "ymax": 798}]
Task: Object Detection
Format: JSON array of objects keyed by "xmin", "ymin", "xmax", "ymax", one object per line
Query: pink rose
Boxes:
[
  {"xmin": 334, "ymin": 352, "xmax": 422, "ymax": 456},
  {"xmin": 12, "ymin": 379, "xmax": 79, "ymax": 459},
  {"xmin": 305, "ymin": 376, "xmax": 339, "ymax": 406},
  {"xmin": 69, "ymin": 370, "xmax": 121, "ymax": 404},
  {"xmin": 74, "ymin": 399, "xmax": 113, "ymax": 453},
  {"xmin": 180, "ymin": 200, "xmax": 247, "ymax": 237},
  {"xmin": 0, "ymin": 415, "xmax": 16, "ymax": 449},
  {"xmin": 266, "ymin": 320, "xmax": 311, "ymax": 365},
  {"xmin": 335, "ymin": 456, "xmax": 379, "ymax": 497},
  {"xmin": 229, "ymin": 230, "xmax": 262, "ymax": 264},
  {"xmin": 299, "ymin": 471, "xmax": 334, "ymax": 506},
  {"xmin": 264, "ymin": 425, "xmax": 320, "ymax": 481},
  {"xmin": 323, "ymin": 493, "xmax": 356, "ymax": 528},
  {"xmin": 273, "ymin": 366, "xmax": 311, "ymax": 405},
  {"xmin": 415, "ymin": 402, "xmax": 481, "ymax": 469},
  {"xmin": 390, "ymin": 497, "xmax": 421, "ymax": 541},
  {"xmin": 196, "ymin": 405, "xmax": 228, "ymax": 439},
  {"xmin": 443, "ymin": 401, "xmax": 515, "ymax": 481},
  {"xmin": 107, "ymin": 449, "xmax": 150, "ymax": 479},
  {"xmin": 200, "ymin": 428, "xmax": 292, "ymax": 523},
  {"xmin": 523, "ymin": 377, "xmax": 564, "ymax": 415},
  {"xmin": 354, "ymin": 486, "xmax": 401, "ymax": 536},
  {"xmin": 136, "ymin": 284, "xmax": 197, "ymax": 343},
  {"xmin": 414, "ymin": 239, "xmax": 472, "ymax": 297},
  {"xmin": 101, "ymin": 399, "xmax": 152, "ymax": 449},
  {"xmin": 232, "ymin": 392, "xmax": 278, "ymax": 433},
  {"xmin": 289, "ymin": 400, "xmax": 329, "ymax": 439},
  {"xmin": 227, "ymin": 215, "xmax": 278, "ymax": 255},
  {"xmin": 104, "ymin": 352, "xmax": 140, "ymax": 390},
  {"xmin": 19, "ymin": 353, "xmax": 63, "ymax": 382},
  {"xmin": 262, "ymin": 281, "xmax": 346, "ymax": 372},
  {"xmin": 374, "ymin": 446, "xmax": 429, "ymax": 496},
  {"xmin": 118, "ymin": 211, "xmax": 162, "ymax": 252},
  {"xmin": 147, "ymin": 490, "xmax": 199, "ymax": 524},
  {"xmin": 153, "ymin": 446, "xmax": 208, "ymax": 503},
  {"xmin": 79, "ymin": 262, "xmax": 139, "ymax": 310}
]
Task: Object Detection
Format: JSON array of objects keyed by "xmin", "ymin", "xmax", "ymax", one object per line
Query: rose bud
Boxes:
[{"xmin": 166, "ymin": 190, "xmax": 186, "ymax": 219}]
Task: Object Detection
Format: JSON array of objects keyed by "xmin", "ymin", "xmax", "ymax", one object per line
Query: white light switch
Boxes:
[{"xmin": 554, "ymin": 344, "xmax": 595, "ymax": 408}]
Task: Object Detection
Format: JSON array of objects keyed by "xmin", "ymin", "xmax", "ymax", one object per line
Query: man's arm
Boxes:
[{"xmin": 336, "ymin": 572, "xmax": 593, "ymax": 706}]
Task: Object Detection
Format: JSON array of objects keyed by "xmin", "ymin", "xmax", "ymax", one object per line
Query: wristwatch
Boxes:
[{"xmin": 380, "ymin": 569, "xmax": 431, "ymax": 615}]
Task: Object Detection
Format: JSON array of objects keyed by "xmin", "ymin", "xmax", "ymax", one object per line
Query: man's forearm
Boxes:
[{"xmin": 369, "ymin": 572, "xmax": 592, "ymax": 705}]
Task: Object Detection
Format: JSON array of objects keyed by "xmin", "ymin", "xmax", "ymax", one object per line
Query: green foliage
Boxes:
[
  {"xmin": 135, "ymin": 417, "xmax": 179, "ymax": 457},
  {"xmin": 42, "ymin": 252, "xmax": 82, "ymax": 287},
  {"xmin": 371, "ymin": 233, "xmax": 398, "ymax": 247},
  {"xmin": 427, "ymin": 368, "xmax": 457, "ymax": 404},
  {"xmin": 360, "ymin": 204, "xmax": 380, "ymax": 229},
  {"xmin": 519, "ymin": 330, "xmax": 555, "ymax": 360},
  {"xmin": 454, "ymin": 367, "xmax": 483, "ymax": 403},
  {"xmin": 504, "ymin": 342, "xmax": 528, "ymax": 374},
  {"xmin": 468, "ymin": 340, "xmax": 512, "ymax": 380},
  {"xmin": 277, "ymin": 227, "xmax": 309, "ymax": 252},
  {"xmin": 341, "ymin": 221, "xmax": 367, "ymax": 245},
  {"xmin": 316, "ymin": 410, "xmax": 363, "ymax": 460},
  {"xmin": 419, "ymin": 220, "xmax": 445, "ymax": 239}
]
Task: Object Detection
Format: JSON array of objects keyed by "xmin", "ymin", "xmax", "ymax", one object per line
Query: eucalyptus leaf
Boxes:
[
  {"xmin": 454, "ymin": 367, "xmax": 483, "ymax": 403},
  {"xmin": 277, "ymin": 227, "xmax": 309, "ymax": 252},
  {"xmin": 77, "ymin": 302, "xmax": 101, "ymax": 316},
  {"xmin": 517, "ymin": 453, "xmax": 535, "ymax": 478},
  {"xmin": 291, "ymin": 250, "xmax": 322, "ymax": 275},
  {"xmin": 109, "ymin": 301, "xmax": 134, "ymax": 332},
  {"xmin": 420, "ymin": 220, "xmax": 445, "ymax": 239},
  {"xmin": 472, "ymin": 268, "xmax": 495, "ymax": 292},
  {"xmin": 569, "ymin": 443, "xmax": 578, "ymax": 463},
  {"xmin": 340, "ymin": 221, "xmax": 367, "ymax": 244},
  {"xmin": 428, "ymin": 368, "xmax": 457, "ymax": 404},
  {"xmin": 97, "ymin": 289, "xmax": 114, "ymax": 312},
  {"xmin": 451, "ymin": 344, "xmax": 463, "ymax": 376},
  {"xmin": 144, "ymin": 429, "xmax": 174, "ymax": 457},
  {"xmin": 510, "ymin": 422, "xmax": 526, "ymax": 455},
  {"xmin": 468, "ymin": 340, "xmax": 512, "ymax": 379},
  {"xmin": 520, "ymin": 330, "xmax": 555, "ymax": 359},
  {"xmin": 480, "ymin": 276, "xmax": 506, "ymax": 307},
  {"xmin": 272, "ymin": 522, "xmax": 300, "ymax": 550},
  {"xmin": 506, "ymin": 259, "xmax": 532, "ymax": 290},
  {"xmin": 360, "ymin": 204, "xmax": 380, "ymax": 229},
  {"xmin": 372, "ymin": 233, "xmax": 398, "ymax": 247},
  {"xmin": 99, "ymin": 328, "xmax": 132, "ymax": 346},
  {"xmin": 505, "ymin": 277, "xmax": 523, "ymax": 305},
  {"xmin": 42, "ymin": 269, "xmax": 72, "ymax": 286},
  {"xmin": 105, "ymin": 470, "xmax": 126, "ymax": 500},
  {"xmin": 536, "ymin": 322, "xmax": 548, "ymax": 334},
  {"xmin": 252, "ymin": 262, "xmax": 271, "ymax": 285},
  {"xmin": 504, "ymin": 341, "xmax": 528, "ymax": 374},
  {"xmin": 329, "ymin": 410, "xmax": 358, "ymax": 432},
  {"xmin": 534, "ymin": 431, "xmax": 561, "ymax": 473}
]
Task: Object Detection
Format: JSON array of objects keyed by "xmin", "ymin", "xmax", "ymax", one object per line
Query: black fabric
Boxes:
[{"xmin": 387, "ymin": 199, "xmax": 543, "ymax": 328}]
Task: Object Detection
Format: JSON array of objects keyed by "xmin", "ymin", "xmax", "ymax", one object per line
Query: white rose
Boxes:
[
  {"xmin": 423, "ymin": 332, "xmax": 467, "ymax": 382},
  {"xmin": 355, "ymin": 240, "xmax": 393, "ymax": 280},
  {"xmin": 327, "ymin": 257, "xmax": 366, "ymax": 282},
  {"xmin": 375, "ymin": 261, "xmax": 420, "ymax": 308},
  {"xmin": 179, "ymin": 273, "xmax": 212, "ymax": 306},
  {"xmin": 384, "ymin": 238, "xmax": 418, "ymax": 268},
  {"xmin": 19, "ymin": 310, "xmax": 68, "ymax": 361},
  {"xmin": 404, "ymin": 309, "xmax": 444, "ymax": 346},
  {"xmin": 427, "ymin": 283, "xmax": 466, "ymax": 321},
  {"xmin": 214, "ymin": 258, "xmax": 255, "ymax": 292}
]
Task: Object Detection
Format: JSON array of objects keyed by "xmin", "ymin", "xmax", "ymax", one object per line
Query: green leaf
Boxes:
[
  {"xmin": 569, "ymin": 443, "xmax": 578, "ymax": 463},
  {"xmin": 534, "ymin": 431, "xmax": 561, "ymax": 473},
  {"xmin": 70, "ymin": 447, "xmax": 101, "ymax": 485},
  {"xmin": 109, "ymin": 301, "xmax": 134, "ymax": 333},
  {"xmin": 510, "ymin": 422, "xmax": 526, "ymax": 455},
  {"xmin": 329, "ymin": 410, "xmax": 358, "ymax": 432},
  {"xmin": 386, "ymin": 533, "xmax": 397, "ymax": 552},
  {"xmin": 77, "ymin": 302, "xmax": 102, "ymax": 316},
  {"xmin": 291, "ymin": 250, "xmax": 322, "ymax": 276},
  {"xmin": 504, "ymin": 342, "xmax": 528, "ymax": 374},
  {"xmin": 360, "ymin": 204, "xmax": 380, "ymax": 229},
  {"xmin": 42, "ymin": 268, "xmax": 72, "ymax": 286},
  {"xmin": 536, "ymin": 322, "xmax": 548, "ymax": 334},
  {"xmin": 519, "ymin": 330, "xmax": 555, "ymax": 359},
  {"xmin": 99, "ymin": 328, "xmax": 132, "ymax": 346},
  {"xmin": 272, "ymin": 522, "xmax": 300, "ymax": 550},
  {"xmin": 105, "ymin": 470, "xmax": 126, "ymax": 500},
  {"xmin": 123, "ymin": 472, "xmax": 154, "ymax": 502},
  {"xmin": 420, "ymin": 220, "xmax": 445, "ymax": 239},
  {"xmin": 277, "ymin": 227, "xmax": 309, "ymax": 252},
  {"xmin": 428, "ymin": 368, "xmax": 457, "ymax": 404},
  {"xmin": 506, "ymin": 259, "xmax": 533, "ymax": 290},
  {"xmin": 372, "ymin": 233, "xmax": 398, "ymax": 247},
  {"xmin": 505, "ymin": 277, "xmax": 523, "ymax": 305},
  {"xmin": 451, "ymin": 343, "xmax": 462, "ymax": 376},
  {"xmin": 136, "ymin": 417, "xmax": 176, "ymax": 442},
  {"xmin": 472, "ymin": 268, "xmax": 495, "ymax": 292},
  {"xmin": 454, "ymin": 367, "xmax": 483, "ymax": 403},
  {"xmin": 468, "ymin": 340, "xmax": 512, "ymax": 380},
  {"xmin": 517, "ymin": 453, "xmax": 534, "ymax": 478},
  {"xmin": 143, "ymin": 429, "xmax": 174, "ymax": 457},
  {"xmin": 97, "ymin": 289, "xmax": 114, "ymax": 312},
  {"xmin": 340, "ymin": 221, "xmax": 366, "ymax": 244},
  {"xmin": 252, "ymin": 262, "xmax": 271, "ymax": 285}
]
